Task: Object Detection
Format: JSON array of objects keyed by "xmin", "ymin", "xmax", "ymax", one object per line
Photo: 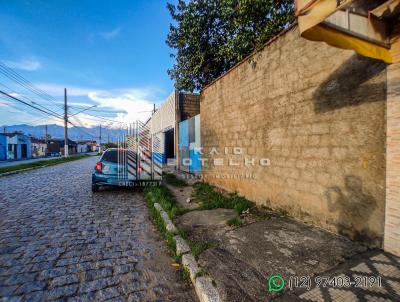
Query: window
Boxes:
[
  {"xmin": 8, "ymin": 144, "xmax": 12, "ymax": 151},
  {"xmin": 101, "ymin": 150, "xmax": 118, "ymax": 163}
]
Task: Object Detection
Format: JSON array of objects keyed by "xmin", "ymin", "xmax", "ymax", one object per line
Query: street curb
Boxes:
[
  {"xmin": 153, "ymin": 202, "xmax": 221, "ymax": 302},
  {"xmin": 0, "ymin": 155, "xmax": 97, "ymax": 178},
  {"xmin": 154, "ymin": 204, "xmax": 178, "ymax": 233},
  {"xmin": 0, "ymin": 165, "xmax": 48, "ymax": 177}
]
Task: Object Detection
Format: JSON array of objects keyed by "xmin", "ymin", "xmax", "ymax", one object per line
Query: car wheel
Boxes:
[{"xmin": 92, "ymin": 184, "xmax": 99, "ymax": 192}]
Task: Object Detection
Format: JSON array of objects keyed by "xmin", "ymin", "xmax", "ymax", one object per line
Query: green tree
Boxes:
[{"xmin": 166, "ymin": 0, "xmax": 294, "ymax": 92}]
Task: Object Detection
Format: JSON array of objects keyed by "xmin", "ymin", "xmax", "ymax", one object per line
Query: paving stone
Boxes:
[
  {"xmin": 50, "ymin": 274, "xmax": 80, "ymax": 288},
  {"xmin": 38, "ymin": 267, "xmax": 68, "ymax": 280},
  {"xmin": 14, "ymin": 281, "xmax": 46, "ymax": 295},
  {"xmin": 46, "ymin": 284, "xmax": 79, "ymax": 300},
  {"xmin": 0, "ymin": 157, "xmax": 195, "ymax": 301},
  {"xmin": 79, "ymin": 277, "xmax": 118, "ymax": 294},
  {"xmin": 4, "ymin": 273, "xmax": 37, "ymax": 286},
  {"xmin": 23, "ymin": 290, "xmax": 45, "ymax": 302},
  {"xmin": 0, "ymin": 286, "xmax": 17, "ymax": 296},
  {"xmin": 95, "ymin": 286, "xmax": 121, "ymax": 301},
  {"xmin": 83, "ymin": 267, "xmax": 113, "ymax": 282}
]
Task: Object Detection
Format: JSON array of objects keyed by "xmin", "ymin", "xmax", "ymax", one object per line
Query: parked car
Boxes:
[
  {"xmin": 92, "ymin": 148, "xmax": 131, "ymax": 192},
  {"xmin": 48, "ymin": 152, "xmax": 61, "ymax": 157}
]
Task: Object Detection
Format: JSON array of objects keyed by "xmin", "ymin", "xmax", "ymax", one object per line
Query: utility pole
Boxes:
[
  {"xmin": 64, "ymin": 88, "xmax": 68, "ymax": 157},
  {"xmin": 44, "ymin": 124, "xmax": 48, "ymax": 155},
  {"xmin": 99, "ymin": 125, "xmax": 102, "ymax": 153}
]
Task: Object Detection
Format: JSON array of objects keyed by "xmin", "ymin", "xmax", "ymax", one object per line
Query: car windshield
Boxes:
[{"xmin": 101, "ymin": 150, "xmax": 125, "ymax": 163}]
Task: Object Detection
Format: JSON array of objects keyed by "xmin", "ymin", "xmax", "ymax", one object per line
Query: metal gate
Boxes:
[{"xmin": 116, "ymin": 121, "xmax": 162, "ymax": 186}]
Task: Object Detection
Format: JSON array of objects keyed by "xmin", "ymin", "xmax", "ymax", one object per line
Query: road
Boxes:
[{"xmin": 0, "ymin": 156, "xmax": 196, "ymax": 301}]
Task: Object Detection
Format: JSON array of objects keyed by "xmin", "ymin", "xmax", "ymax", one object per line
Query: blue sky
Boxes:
[{"xmin": 0, "ymin": 0, "xmax": 177, "ymax": 128}]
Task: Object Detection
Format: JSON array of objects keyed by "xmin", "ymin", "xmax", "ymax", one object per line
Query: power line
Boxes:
[
  {"xmin": 0, "ymin": 89, "xmax": 64, "ymax": 120},
  {"xmin": 0, "ymin": 62, "xmax": 63, "ymax": 110},
  {"xmin": 0, "ymin": 82, "xmax": 64, "ymax": 119}
]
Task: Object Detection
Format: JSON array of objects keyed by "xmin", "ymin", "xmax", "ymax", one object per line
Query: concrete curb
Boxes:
[
  {"xmin": 153, "ymin": 202, "xmax": 221, "ymax": 302},
  {"xmin": 0, "ymin": 165, "xmax": 48, "ymax": 177},
  {"xmin": 156, "ymin": 206, "xmax": 178, "ymax": 233},
  {"xmin": 0, "ymin": 155, "xmax": 97, "ymax": 178}
]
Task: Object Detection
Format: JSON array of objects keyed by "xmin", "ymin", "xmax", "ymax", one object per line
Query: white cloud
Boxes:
[
  {"xmin": 32, "ymin": 83, "xmax": 162, "ymax": 128},
  {"xmin": 100, "ymin": 27, "xmax": 121, "ymax": 40},
  {"xmin": 35, "ymin": 83, "xmax": 93, "ymax": 96},
  {"xmin": 3, "ymin": 58, "xmax": 41, "ymax": 71}
]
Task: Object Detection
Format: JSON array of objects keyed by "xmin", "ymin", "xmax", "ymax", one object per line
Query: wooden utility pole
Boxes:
[
  {"xmin": 99, "ymin": 125, "xmax": 102, "ymax": 153},
  {"xmin": 45, "ymin": 124, "xmax": 48, "ymax": 155},
  {"xmin": 64, "ymin": 88, "xmax": 68, "ymax": 157}
]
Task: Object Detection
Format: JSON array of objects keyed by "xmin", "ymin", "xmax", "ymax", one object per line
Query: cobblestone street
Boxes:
[{"xmin": 0, "ymin": 157, "xmax": 196, "ymax": 301}]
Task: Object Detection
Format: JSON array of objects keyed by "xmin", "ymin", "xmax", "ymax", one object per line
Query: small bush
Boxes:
[{"xmin": 193, "ymin": 182, "xmax": 253, "ymax": 214}]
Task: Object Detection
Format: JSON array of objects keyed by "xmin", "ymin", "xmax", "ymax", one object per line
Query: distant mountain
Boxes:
[{"xmin": 0, "ymin": 124, "xmax": 127, "ymax": 143}]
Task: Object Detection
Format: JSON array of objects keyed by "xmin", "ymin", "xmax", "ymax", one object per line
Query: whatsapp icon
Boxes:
[{"xmin": 267, "ymin": 275, "xmax": 285, "ymax": 292}]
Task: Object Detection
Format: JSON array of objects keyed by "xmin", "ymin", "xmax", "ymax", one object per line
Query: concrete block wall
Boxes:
[{"xmin": 200, "ymin": 26, "xmax": 387, "ymax": 247}]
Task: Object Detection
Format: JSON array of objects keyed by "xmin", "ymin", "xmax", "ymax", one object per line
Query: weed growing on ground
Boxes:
[
  {"xmin": 144, "ymin": 187, "xmax": 191, "ymax": 279},
  {"xmin": 189, "ymin": 241, "xmax": 215, "ymax": 259},
  {"xmin": 144, "ymin": 186, "xmax": 190, "ymax": 219},
  {"xmin": 193, "ymin": 182, "xmax": 253, "ymax": 214},
  {"xmin": 179, "ymin": 266, "xmax": 191, "ymax": 282},
  {"xmin": 195, "ymin": 268, "xmax": 208, "ymax": 278},
  {"xmin": 226, "ymin": 216, "xmax": 244, "ymax": 227}
]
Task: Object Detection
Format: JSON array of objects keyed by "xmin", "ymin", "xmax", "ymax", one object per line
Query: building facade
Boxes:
[
  {"xmin": 149, "ymin": 90, "xmax": 200, "ymax": 169},
  {"xmin": 0, "ymin": 133, "xmax": 32, "ymax": 160},
  {"xmin": 47, "ymin": 139, "xmax": 77, "ymax": 155},
  {"xmin": 31, "ymin": 138, "xmax": 47, "ymax": 158}
]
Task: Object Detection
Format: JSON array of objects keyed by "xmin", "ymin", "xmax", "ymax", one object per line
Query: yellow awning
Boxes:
[{"xmin": 295, "ymin": 0, "xmax": 399, "ymax": 63}]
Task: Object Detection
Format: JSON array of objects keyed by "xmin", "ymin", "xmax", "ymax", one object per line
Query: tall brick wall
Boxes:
[{"xmin": 200, "ymin": 26, "xmax": 387, "ymax": 247}]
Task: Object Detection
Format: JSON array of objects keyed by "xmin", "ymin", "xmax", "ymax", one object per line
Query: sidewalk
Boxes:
[{"xmin": 164, "ymin": 172, "xmax": 400, "ymax": 302}]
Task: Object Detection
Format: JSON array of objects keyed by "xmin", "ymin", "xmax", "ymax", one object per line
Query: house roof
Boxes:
[
  {"xmin": 48, "ymin": 138, "xmax": 77, "ymax": 145},
  {"xmin": 31, "ymin": 138, "xmax": 46, "ymax": 144},
  {"xmin": 0, "ymin": 132, "xmax": 18, "ymax": 137}
]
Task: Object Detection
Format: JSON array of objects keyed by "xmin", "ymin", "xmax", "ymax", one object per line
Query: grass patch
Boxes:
[
  {"xmin": 195, "ymin": 268, "xmax": 208, "ymax": 278},
  {"xmin": 193, "ymin": 182, "xmax": 253, "ymax": 214},
  {"xmin": 226, "ymin": 216, "xmax": 244, "ymax": 227},
  {"xmin": 189, "ymin": 241, "xmax": 215, "ymax": 259},
  {"xmin": 144, "ymin": 186, "xmax": 191, "ymax": 219},
  {"xmin": 144, "ymin": 185, "xmax": 215, "ymax": 266},
  {"xmin": 164, "ymin": 173, "xmax": 187, "ymax": 187},
  {"xmin": 0, "ymin": 154, "xmax": 93, "ymax": 174},
  {"xmin": 180, "ymin": 266, "xmax": 191, "ymax": 282},
  {"xmin": 143, "ymin": 187, "xmax": 180, "ymax": 262}
]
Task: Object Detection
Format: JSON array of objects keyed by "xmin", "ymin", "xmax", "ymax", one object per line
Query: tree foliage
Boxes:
[{"xmin": 166, "ymin": 0, "xmax": 294, "ymax": 92}]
